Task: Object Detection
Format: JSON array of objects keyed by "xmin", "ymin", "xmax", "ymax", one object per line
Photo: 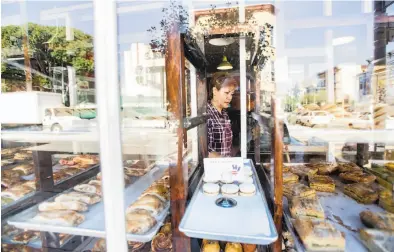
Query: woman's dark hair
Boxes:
[{"xmin": 209, "ymin": 72, "xmax": 237, "ymax": 99}]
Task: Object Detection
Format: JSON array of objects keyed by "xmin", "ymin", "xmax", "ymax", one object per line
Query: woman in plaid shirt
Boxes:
[{"xmin": 207, "ymin": 72, "xmax": 237, "ymax": 158}]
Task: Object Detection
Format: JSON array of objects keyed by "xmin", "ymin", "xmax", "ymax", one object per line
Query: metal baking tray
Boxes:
[
  {"xmin": 179, "ymin": 159, "xmax": 278, "ymax": 245},
  {"xmin": 279, "ymin": 163, "xmax": 385, "ymax": 252},
  {"xmin": 8, "ymin": 165, "xmax": 170, "ymax": 242}
]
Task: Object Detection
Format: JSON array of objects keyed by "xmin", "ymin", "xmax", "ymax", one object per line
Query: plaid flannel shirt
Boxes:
[{"xmin": 207, "ymin": 103, "xmax": 233, "ymax": 157}]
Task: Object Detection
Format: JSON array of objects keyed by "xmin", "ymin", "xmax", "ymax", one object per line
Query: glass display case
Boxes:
[{"xmin": 2, "ymin": 1, "xmax": 394, "ymax": 252}]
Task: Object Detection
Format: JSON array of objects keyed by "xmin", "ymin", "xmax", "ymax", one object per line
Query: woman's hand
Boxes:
[{"xmin": 208, "ymin": 152, "xmax": 221, "ymax": 158}]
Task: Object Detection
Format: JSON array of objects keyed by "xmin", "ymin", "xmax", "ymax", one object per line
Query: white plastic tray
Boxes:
[
  {"xmin": 8, "ymin": 166, "xmax": 169, "ymax": 242},
  {"xmin": 179, "ymin": 159, "xmax": 278, "ymax": 245}
]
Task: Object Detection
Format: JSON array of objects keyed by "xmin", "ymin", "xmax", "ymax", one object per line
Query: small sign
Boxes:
[{"xmin": 204, "ymin": 157, "xmax": 244, "ymax": 182}]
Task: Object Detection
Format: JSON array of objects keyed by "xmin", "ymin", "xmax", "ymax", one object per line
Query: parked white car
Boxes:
[
  {"xmin": 299, "ymin": 111, "xmax": 334, "ymax": 127},
  {"xmin": 43, "ymin": 108, "xmax": 96, "ymax": 132}
]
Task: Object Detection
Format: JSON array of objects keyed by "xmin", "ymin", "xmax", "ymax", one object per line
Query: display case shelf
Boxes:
[{"xmin": 8, "ymin": 166, "xmax": 169, "ymax": 242}]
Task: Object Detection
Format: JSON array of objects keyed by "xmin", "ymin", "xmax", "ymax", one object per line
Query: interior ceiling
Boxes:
[{"xmin": 204, "ymin": 35, "xmax": 255, "ymax": 73}]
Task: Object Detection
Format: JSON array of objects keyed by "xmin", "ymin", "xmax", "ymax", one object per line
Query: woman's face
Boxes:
[{"xmin": 213, "ymin": 84, "xmax": 236, "ymax": 109}]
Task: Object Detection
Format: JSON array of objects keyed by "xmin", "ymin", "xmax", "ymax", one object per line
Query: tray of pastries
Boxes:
[
  {"xmin": 360, "ymin": 211, "xmax": 394, "ymax": 231},
  {"xmin": 7, "ymin": 165, "xmax": 169, "ymax": 242},
  {"xmin": 293, "ymin": 217, "xmax": 346, "ymax": 252},
  {"xmin": 343, "ymin": 183, "xmax": 379, "ymax": 204},
  {"xmin": 308, "ymin": 175, "xmax": 335, "ymax": 193},
  {"xmin": 201, "ymin": 240, "xmax": 256, "ymax": 252},
  {"xmin": 336, "ymin": 162, "xmax": 362, "ymax": 173},
  {"xmin": 339, "ymin": 171, "xmax": 376, "ymax": 184}
]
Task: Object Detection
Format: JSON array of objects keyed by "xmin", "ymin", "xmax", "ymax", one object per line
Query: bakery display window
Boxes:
[{"xmin": 4, "ymin": 0, "xmax": 394, "ymax": 252}]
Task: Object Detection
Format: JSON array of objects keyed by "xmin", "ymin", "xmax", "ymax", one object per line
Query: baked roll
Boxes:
[
  {"xmin": 242, "ymin": 244, "xmax": 257, "ymax": 252},
  {"xmin": 126, "ymin": 210, "xmax": 157, "ymax": 234},
  {"xmin": 72, "ymin": 154, "xmax": 99, "ymax": 165},
  {"xmin": 55, "ymin": 191, "xmax": 101, "ymax": 205},
  {"xmin": 339, "ymin": 171, "xmax": 376, "ymax": 184},
  {"xmin": 32, "ymin": 210, "xmax": 85, "ymax": 226},
  {"xmin": 62, "ymin": 167, "xmax": 82, "ymax": 176},
  {"xmin": 13, "ymin": 152, "xmax": 32, "ymax": 161},
  {"xmin": 126, "ymin": 195, "xmax": 164, "ymax": 216},
  {"xmin": 124, "ymin": 168, "xmax": 148, "ymax": 177},
  {"xmin": 2, "ymin": 185, "xmax": 34, "ymax": 200},
  {"xmin": 290, "ymin": 198, "xmax": 325, "ymax": 219},
  {"xmin": 128, "ymin": 241, "xmax": 149, "ymax": 251},
  {"xmin": 360, "ymin": 211, "xmax": 394, "ymax": 231},
  {"xmin": 151, "ymin": 233, "xmax": 173, "ymax": 252},
  {"xmin": 38, "ymin": 201, "xmax": 88, "ymax": 212},
  {"xmin": 225, "ymin": 243, "xmax": 243, "ymax": 252},
  {"xmin": 12, "ymin": 164, "xmax": 34, "ymax": 176},
  {"xmin": 202, "ymin": 240, "xmax": 220, "ymax": 252},
  {"xmin": 309, "ymin": 175, "xmax": 335, "ymax": 193},
  {"xmin": 344, "ymin": 183, "xmax": 378, "ymax": 204},
  {"xmin": 294, "ymin": 217, "xmax": 345, "ymax": 251},
  {"xmin": 74, "ymin": 183, "xmax": 102, "ymax": 195}
]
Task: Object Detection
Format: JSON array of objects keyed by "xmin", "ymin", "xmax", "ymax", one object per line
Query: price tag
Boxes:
[{"xmin": 203, "ymin": 157, "xmax": 244, "ymax": 181}]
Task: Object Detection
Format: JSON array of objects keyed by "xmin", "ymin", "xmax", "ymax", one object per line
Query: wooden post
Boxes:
[
  {"xmin": 271, "ymin": 96, "xmax": 283, "ymax": 252},
  {"xmin": 165, "ymin": 22, "xmax": 191, "ymax": 252}
]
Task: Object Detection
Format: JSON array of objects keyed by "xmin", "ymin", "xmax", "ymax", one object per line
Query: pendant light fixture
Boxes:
[{"xmin": 217, "ymin": 56, "xmax": 233, "ymax": 70}]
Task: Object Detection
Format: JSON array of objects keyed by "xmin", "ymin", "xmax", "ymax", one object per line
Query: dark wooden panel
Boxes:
[
  {"xmin": 32, "ymin": 150, "xmax": 56, "ymax": 192},
  {"xmin": 165, "ymin": 23, "xmax": 191, "ymax": 252},
  {"xmin": 271, "ymin": 97, "xmax": 283, "ymax": 252}
]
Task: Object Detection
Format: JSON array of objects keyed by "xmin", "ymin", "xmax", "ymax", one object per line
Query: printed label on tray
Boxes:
[{"xmin": 204, "ymin": 157, "xmax": 244, "ymax": 181}]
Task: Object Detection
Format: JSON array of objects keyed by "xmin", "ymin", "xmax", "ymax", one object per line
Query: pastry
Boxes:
[
  {"xmin": 344, "ymin": 183, "xmax": 378, "ymax": 204},
  {"xmin": 202, "ymin": 240, "xmax": 220, "ymax": 252},
  {"xmin": 225, "ymin": 243, "xmax": 243, "ymax": 252},
  {"xmin": 21, "ymin": 180, "xmax": 36, "ymax": 189},
  {"xmin": 52, "ymin": 171, "xmax": 69, "ymax": 183},
  {"xmin": 289, "ymin": 165, "xmax": 318, "ymax": 178},
  {"xmin": 59, "ymin": 157, "xmax": 76, "ymax": 166},
  {"xmin": 290, "ymin": 198, "xmax": 325, "ymax": 219},
  {"xmin": 336, "ymin": 162, "xmax": 361, "ymax": 173},
  {"xmin": 1, "ymin": 243, "xmax": 37, "ymax": 252},
  {"xmin": 1, "ymin": 159, "xmax": 15, "ymax": 166},
  {"xmin": 2, "ymin": 196, "xmax": 14, "ymax": 205},
  {"xmin": 2, "ymin": 170, "xmax": 21, "ymax": 179},
  {"xmin": 74, "ymin": 183, "xmax": 102, "ymax": 195},
  {"xmin": 242, "ymin": 244, "xmax": 257, "ymax": 252},
  {"xmin": 306, "ymin": 162, "xmax": 337, "ymax": 175},
  {"xmin": 127, "ymin": 160, "xmax": 155, "ymax": 170},
  {"xmin": 55, "ymin": 191, "xmax": 101, "ymax": 205},
  {"xmin": 283, "ymin": 172, "xmax": 299, "ymax": 184},
  {"xmin": 38, "ymin": 201, "xmax": 88, "ymax": 212},
  {"xmin": 284, "ymin": 183, "xmax": 316, "ymax": 200},
  {"xmin": 62, "ymin": 167, "xmax": 82, "ymax": 176},
  {"xmin": 339, "ymin": 171, "xmax": 376, "ymax": 184},
  {"xmin": 151, "ymin": 179, "xmax": 170, "ymax": 189},
  {"xmin": 309, "ymin": 175, "xmax": 335, "ymax": 193},
  {"xmin": 151, "ymin": 233, "xmax": 172, "ymax": 252},
  {"xmin": 88, "ymin": 180, "xmax": 102, "ymax": 186},
  {"xmin": 160, "ymin": 222, "xmax": 171, "ymax": 235},
  {"xmin": 12, "ymin": 164, "xmax": 34, "ymax": 176},
  {"xmin": 126, "ymin": 195, "xmax": 164, "ymax": 216},
  {"xmin": 203, "ymin": 183, "xmax": 220, "ymax": 196},
  {"xmin": 359, "ymin": 229, "xmax": 394, "ymax": 252},
  {"xmin": 124, "ymin": 168, "xmax": 147, "ymax": 177},
  {"xmin": 13, "ymin": 152, "xmax": 32, "ymax": 161},
  {"xmin": 126, "ymin": 210, "xmax": 157, "ymax": 234},
  {"xmin": 282, "ymin": 165, "xmax": 291, "ymax": 173},
  {"xmin": 32, "ymin": 210, "xmax": 85, "ymax": 226},
  {"xmin": 379, "ymin": 190, "xmax": 394, "ymax": 213},
  {"xmin": 360, "ymin": 211, "xmax": 394, "ymax": 231},
  {"xmin": 93, "ymin": 238, "xmax": 106, "ymax": 251},
  {"xmin": 385, "ymin": 162, "xmax": 394, "ymax": 171},
  {"xmin": 128, "ymin": 241, "xmax": 148, "ymax": 251},
  {"xmin": 72, "ymin": 154, "xmax": 99, "ymax": 165},
  {"xmin": 2, "ymin": 185, "xmax": 34, "ymax": 200},
  {"xmin": 11, "ymin": 230, "xmax": 40, "ymax": 244},
  {"xmin": 239, "ymin": 183, "xmax": 256, "ymax": 196},
  {"xmin": 221, "ymin": 184, "xmax": 239, "ymax": 197},
  {"xmin": 293, "ymin": 217, "xmax": 346, "ymax": 251},
  {"xmin": 1, "ymin": 177, "xmax": 21, "ymax": 188},
  {"xmin": 2, "ymin": 224, "xmax": 20, "ymax": 237}
]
